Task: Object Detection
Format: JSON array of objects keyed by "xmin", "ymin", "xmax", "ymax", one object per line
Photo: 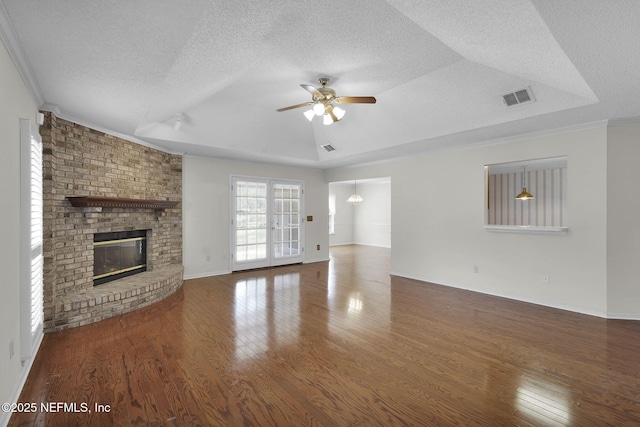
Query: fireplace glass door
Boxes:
[{"xmin": 94, "ymin": 230, "xmax": 147, "ymax": 285}]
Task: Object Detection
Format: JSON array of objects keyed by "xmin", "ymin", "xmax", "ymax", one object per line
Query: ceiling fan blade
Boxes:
[
  {"xmin": 276, "ymin": 102, "xmax": 313, "ymax": 112},
  {"xmin": 300, "ymin": 84, "xmax": 322, "ymax": 97},
  {"xmin": 335, "ymin": 96, "xmax": 377, "ymax": 104}
]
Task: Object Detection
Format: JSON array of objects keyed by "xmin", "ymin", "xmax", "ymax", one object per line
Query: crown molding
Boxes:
[
  {"xmin": 471, "ymin": 119, "xmax": 610, "ymax": 150},
  {"xmin": 607, "ymin": 116, "xmax": 640, "ymax": 127},
  {"xmin": 0, "ymin": 1, "xmax": 44, "ymax": 106},
  {"xmin": 40, "ymin": 102, "xmax": 61, "ymax": 116}
]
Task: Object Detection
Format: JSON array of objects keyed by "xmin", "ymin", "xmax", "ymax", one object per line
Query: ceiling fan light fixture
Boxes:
[
  {"xmin": 323, "ymin": 104, "xmax": 342, "ymax": 125},
  {"xmin": 276, "ymin": 78, "xmax": 376, "ymax": 125},
  {"xmin": 303, "ymin": 109, "xmax": 315, "ymax": 121}
]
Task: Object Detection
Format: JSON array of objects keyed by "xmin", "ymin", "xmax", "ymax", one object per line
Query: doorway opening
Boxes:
[{"xmin": 328, "ymin": 177, "xmax": 391, "ymax": 249}]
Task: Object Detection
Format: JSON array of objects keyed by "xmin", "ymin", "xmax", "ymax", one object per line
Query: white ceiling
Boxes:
[{"xmin": 2, "ymin": 0, "xmax": 640, "ymax": 169}]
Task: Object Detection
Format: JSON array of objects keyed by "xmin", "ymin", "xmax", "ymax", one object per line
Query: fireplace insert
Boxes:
[{"xmin": 94, "ymin": 230, "xmax": 147, "ymax": 286}]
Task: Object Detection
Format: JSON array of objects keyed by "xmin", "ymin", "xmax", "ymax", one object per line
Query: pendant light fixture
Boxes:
[
  {"xmin": 515, "ymin": 166, "xmax": 534, "ymax": 200},
  {"xmin": 347, "ymin": 180, "xmax": 364, "ymax": 205}
]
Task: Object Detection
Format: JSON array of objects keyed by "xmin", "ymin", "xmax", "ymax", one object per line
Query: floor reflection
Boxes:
[
  {"xmin": 516, "ymin": 375, "xmax": 572, "ymax": 425},
  {"xmin": 327, "ymin": 252, "xmax": 337, "ymax": 298},
  {"xmin": 233, "ymin": 272, "xmax": 300, "ymax": 362},
  {"xmin": 348, "ymin": 293, "xmax": 363, "ymax": 314},
  {"xmin": 327, "ymin": 249, "xmax": 391, "ymax": 336}
]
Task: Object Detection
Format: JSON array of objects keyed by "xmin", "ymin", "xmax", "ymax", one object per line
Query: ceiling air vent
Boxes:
[
  {"xmin": 322, "ymin": 144, "xmax": 336, "ymax": 152},
  {"xmin": 502, "ymin": 87, "xmax": 535, "ymax": 108}
]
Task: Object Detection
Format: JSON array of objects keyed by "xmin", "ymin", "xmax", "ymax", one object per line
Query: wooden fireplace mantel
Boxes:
[{"xmin": 66, "ymin": 196, "xmax": 179, "ymax": 210}]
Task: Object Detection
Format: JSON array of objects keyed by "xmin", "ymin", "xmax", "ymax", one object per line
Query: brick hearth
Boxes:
[
  {"xmin": 41, "ymin": 112, "xmax": 183, "ymax": 332},
  {"xmin": 55, "ymin": 265, "xmax": 183, "ymax": 329}
]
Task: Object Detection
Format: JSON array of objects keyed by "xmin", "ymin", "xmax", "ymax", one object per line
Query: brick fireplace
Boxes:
[{"xmin": 41, "ymin": 112, "xmax": 183, "ymax": 332}]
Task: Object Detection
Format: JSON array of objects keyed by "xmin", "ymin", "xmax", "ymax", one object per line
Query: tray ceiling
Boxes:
[{"xmin": 2, "ymin": 0, "xmax": 640, "ymax": 168}]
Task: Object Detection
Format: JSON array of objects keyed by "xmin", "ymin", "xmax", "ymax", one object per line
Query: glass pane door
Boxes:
[
  {"xmin": 232, "ymin": 178, "xmax": 304, "ymax": 271},
  {"xmin": 272, "ymin": 182, "xmax": 303, "ymax": 266},
  {"xmin": 233, "ymin": 179, "xmax": 269, "ymax": 270}
]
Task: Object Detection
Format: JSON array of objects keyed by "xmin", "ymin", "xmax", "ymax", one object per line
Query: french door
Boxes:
[{"xmin": 231, "ymin": 177, "xmax": 304, "ymax": 271}]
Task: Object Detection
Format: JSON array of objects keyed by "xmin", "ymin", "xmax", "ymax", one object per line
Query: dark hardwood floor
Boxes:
[{"xmin": 9, "ymin": 245, "xmax": 640, "ymax": 426}]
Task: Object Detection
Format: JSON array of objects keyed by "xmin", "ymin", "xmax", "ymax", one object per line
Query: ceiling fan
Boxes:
[{"xmin": 276, "ymin": 78, "xmax": 376, "ymax": 125}]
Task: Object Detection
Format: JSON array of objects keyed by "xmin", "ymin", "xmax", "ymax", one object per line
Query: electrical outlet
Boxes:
[
  {"xmin": 543, "ymin": 275, "xmax": 550, "ymax": 284},
  {"xmin": 10, "ymin": 340, "xmax": 14, "ymax": 359},
  {"xmin": 316, "ymin": 244, "xmax": 320, "ymax": 250}
]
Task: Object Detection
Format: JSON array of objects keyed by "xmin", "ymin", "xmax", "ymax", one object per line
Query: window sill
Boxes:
[{"xmin": 484, "ymin": 225, "xmax": 568, "ymax": 234}]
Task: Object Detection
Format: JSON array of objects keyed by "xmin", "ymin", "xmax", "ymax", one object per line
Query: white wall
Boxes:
[
  {"xmin": 326, "ymin": 126, "xmax": 610, "ymax": 317},
  {"xmin": 0, "ymin": 37, "xmax": 40, "ymax": 424},
  {"xmin": 183, "ymin": 156, "xmax": 329, "ymax": 279},
  {"xmin": 607, "ymin": 122, "xmax": 640, "ymax": 319},
  {"xmin": 354, "ymin": 181, "xmax": 391, "ymax": 248},
  {"xmin": 329, "ymin": 183, "xmax": 354, "ymax": 246}
]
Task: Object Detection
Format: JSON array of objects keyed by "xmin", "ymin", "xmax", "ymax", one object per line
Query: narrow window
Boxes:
[
  {"xmin": 20, "ymin": 118, "xmax": 43, "ymax": 360},
  {"xmin": 328, "ymin": 194, "xmax": 336, "ymax": 235}
]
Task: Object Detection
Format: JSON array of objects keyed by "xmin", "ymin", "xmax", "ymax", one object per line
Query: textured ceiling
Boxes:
[{"xmin": 2, "ymin": 0, "xmax": 640, "ymax": 168}]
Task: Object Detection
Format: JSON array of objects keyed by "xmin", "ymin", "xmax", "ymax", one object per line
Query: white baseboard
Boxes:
[
  {"xmin": 304, "ymin": 257, "xmax": 330, "ymax": 264},
  {"xmin": 329, "ymin": 241, "xmax": 354, "ymax": 247},
  {"xmin": 606, "ymin": 312, "xmax": 640, "ymax": 320},
  {"xmin": 183, "ymin": 259, "xmax": 331, "ymax": 280},
  {"xmin": 183, "ymin": 269, "xmax": 230, "ymax": 280},
  {"xmin": 389, "ymin": 271, "xmax": 610, "ymax": 319},
  {"xmin": 352, "ymin": 242, "xmax": 391, "ymax": 249}
]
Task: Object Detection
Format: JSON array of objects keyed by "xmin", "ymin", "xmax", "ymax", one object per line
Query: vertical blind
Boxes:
[
  {"xmin": 20, "ymin": 118, "xmax": 43, "ymax": 361},
  {"xmin": 487, "ymin": 168, "xmax": 568, "ymax": 227}
]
